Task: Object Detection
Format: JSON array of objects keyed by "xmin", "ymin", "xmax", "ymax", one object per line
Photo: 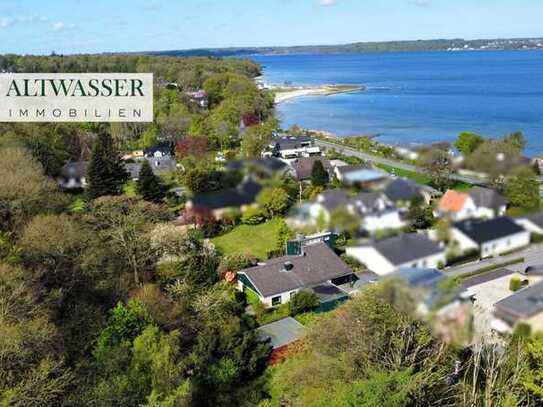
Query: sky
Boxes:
[{"xmin": 0, "ymin": 0, "xmax": 542, "ymax": 54}]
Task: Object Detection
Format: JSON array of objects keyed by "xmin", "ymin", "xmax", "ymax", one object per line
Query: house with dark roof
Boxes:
[
  {"xmin": 227, "ymin": 158, "xmax": 289, "ymax": 179},
  {"xmin": 436, "ymin": 187, "xmax": 507, "ymax": 221},
  {"xmin": 334, "ymin": 167, "xmax": 390, "ymax": 188},
  {"xmin": 144, "ymin": 143, "xmax": 174, "ymax": 158},
  {"xmin": 515, "ymin": 213, "xmax": 543, "ymax": 236},
  {"xmin": 186, "ymin": 179, "xmax": 263, "ymax": 218},
  {"xmin": 290, "ymin": 157, "xmax": 333, "ymax": 182},
  {"xmin": 451, "ymin": 217, "xmax": 530, "ymax": 258},
  {"xmin": 384, "ymin": 178, "xmax": 440, "ymax": 206},
  {"xmin": 237, "ymin": 242, "xmax": 354, "ymax": 308},
  {"xmin": 493, "ymin": 281, "xmax": 543, "ymax": 334},
  {"xmin": 345, "ymin": 233, "xmax": 446, "ymax": 275},
  {"xmin": 58, "ymin": 162, "xmax": 88, "ymax": 189},
  {"xmin": 267, "ymin": 136, "xmax": 321, "ymax": 160}
]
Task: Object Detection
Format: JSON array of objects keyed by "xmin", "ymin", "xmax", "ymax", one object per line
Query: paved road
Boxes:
[
  {"xmin": 445, "ymin": 244, "xmax": 543, "ymax": 278},
  {"xmin": 316, "ymin": 139, "xmax": 489, "ymax": 186}
]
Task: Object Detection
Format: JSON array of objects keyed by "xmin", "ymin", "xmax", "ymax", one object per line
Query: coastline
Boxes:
[{"xmin": 274, "ymin": 84, "xmax": 364, "ymax": 104}]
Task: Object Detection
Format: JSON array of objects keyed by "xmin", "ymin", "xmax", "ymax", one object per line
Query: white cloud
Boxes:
[
  {"xmin": 319, "ymin": 0, "xmax": 338, "ymax": 6},
  {"xmin": 52, "ymin": 21, "xmax": 75, "ymax": 32},
  {"xmin": 0, "ymin": 15, "xmax": 49, "ymax": 28}
]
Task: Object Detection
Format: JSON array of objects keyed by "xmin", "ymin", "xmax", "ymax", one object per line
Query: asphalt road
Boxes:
[
  {"xmin": 315, "ymin": 139, "xmax": 489, "ymax": 186},
  {"xmin": 445, "ymin": 244, "xmax": 543, "ymax": 278}
]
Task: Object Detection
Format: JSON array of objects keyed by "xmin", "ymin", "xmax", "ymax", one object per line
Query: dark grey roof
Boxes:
[
  {"xmin": 311, "ymin": 283, "xmax": 348, "ymax": 303},
  {"xmin": 239, "ymin": 243, "xmax": 353, "ymax": 297},
  {"xmin": 468, "ymin": 186, "xmax": 507, "ymax": 210},
  {"xmin": 192, "ymin": 179, "xmax": 262, "ymax": 210},
  {"xmin": 61, "ymin": 161, "xmax": 87, "ymax": 178},
  {"xmin": 315, "ymin": 190, "xmax": 350, "ymax": 212},
  {"xmin": 351, "ymin": 192, "xmax": 389, "ymax": 213},
  {"xmin": 336, "ymin": 164, "xmax": 370, "ymax": 175},
  {"xmin": 370, "ymin": 234, "xmax": 444, "ymax": 265},
  {"xmin": 144, "ymin": 142, "xmax": 173, "ymax": 156},
  {"xmin": 462, "ymin": 268, "xmax": 515, "ymax": 289},
  {"xmin": 384, "ymin": 178, "xmax": 426, "ymax": 202},
  {"xmin": 523, "ymin": 213, "xmax": 543, "ymax": 229},
  {"xmin": 494, "ymin": 281, "xmax": 543, "ymax": 323},
  {"xmin": 292, "ymin": 157, "xmax": 332, "ymax": 181},
  {"xmin": 274, "ymin": 136, "xmax": 312, "ymax": 151},
  {"xmin": 227, "ymin": 158, "xmax": 287, "ymax": 174},
  {"xmin": 453, "ymin": 217, "xmax": 526, "ymax": 245},
  {"xmin": 256, "ymin": 317, "xmax": 306, "ymax": 349}
]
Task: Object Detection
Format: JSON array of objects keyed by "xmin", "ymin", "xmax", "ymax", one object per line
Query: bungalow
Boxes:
[
  {"xmin": 515, "ymin": 213, "xmax": 543, "ymax": 236},
  {"xmin": 227, "ymin": 158, "xmax": 289, "ymax": 179},
  {"xmin": 290, "ymin": 157, "xmax": 333, "ymax": 182},
  {"xmin": 346, "ymin": 233, "xmax": 446, "ymax": 276},
  {"xmin": 268, "ymin": 136, "xmax": 322, "ymax": 160},
  {"xmin": 436, "ymin": 187, "xmax": 507, "ymax": 221},
  {"xmin": 186, "ymin": 179, "xmax": 263, "ymax": 218},
  {"xmin": 237, "ymin": 242, "xmax": 354, "ymax": 308},
  {"xmin": 493, "ymin": 281, "xmax": 543, "ymax": 334},
  {"xmin": 384, "ymin": 178, "xmax": 440, "ymax": 207},
  {"xmin": 451, "ymin": 217, "xmax": 530, "ymax": 258}
]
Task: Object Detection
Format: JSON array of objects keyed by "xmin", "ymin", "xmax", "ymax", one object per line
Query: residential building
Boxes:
[
  {"xmin": 515, "ymin": 213, "xmax": 543, "ymax": 236},
  {"xmin": 144, "ymin": 143, "xmax": 174, "ymax": 158},
  {"xmin": 227, "ymin": 158, "xmax": 289, "ymax": 179},
  {"xmin": 349, "ymin": 192, "xmax": 405, "ymax": 232},
  {"xmin": 436, "ymin": 187, "xmax": 507, "ymax": 221},
  {"xmin": 186, "ymin": 179, "xmax": 263, "ymax": 218},
  {"xmin": 58, "ymin": 162, "xmax": 88, "ymax": 189},
  {"xmin": 493, "ymin": 281, "xmax": 543, "ymax": 334},
  {"xmin": 346, "ymin": 233, "xmax": 446, "ymax": 275},
  {"xmin": 384, "ymin": 178, "xmax": 440, "ymax": 207},
  {"xmin": 185, "ymin": 89, "xmax": 208, "ymax": 108},
  {"xmin": 268, "ymin": 136, "xmax": 321, "ymax": 160},
  {"xmin": 335, "ymin": 167, "xmax": 390, "ymax": 188},
  {"xmin": 451, "ymin": 217, "xmax": 530, "ymax": 258},
  {"xmin": 237, "ymin": 242, "xmax": 355, "ymax": 308},
  {"xmin": 290, "ymin": 157, "xmax": 332, "ymax": 182}
]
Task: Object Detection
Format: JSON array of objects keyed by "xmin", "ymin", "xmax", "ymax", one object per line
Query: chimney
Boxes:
[{"xmin": 282, "ymin": 261, "xmax": 294, "ymax": 272}]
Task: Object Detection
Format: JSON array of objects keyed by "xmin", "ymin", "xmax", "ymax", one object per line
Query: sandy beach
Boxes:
[{"xmin": 274, "ymin": 84, "xmax": 364, "ymax": 104}]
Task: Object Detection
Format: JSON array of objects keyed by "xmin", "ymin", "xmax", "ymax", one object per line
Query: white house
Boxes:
[
  {"xmin": 451, "ymin": 217, "xmax": 530, "ymax": 258},
  {"xmin": 346, "ymin": 233, "xmax": 446, "ymax": 276},
  {"xmin": 436, "ymin": 187, "xmax": 507, "ymax": 221},
  {"xmin": 268, "ymin": 136, "xmax": 322, "ymax": 160}
]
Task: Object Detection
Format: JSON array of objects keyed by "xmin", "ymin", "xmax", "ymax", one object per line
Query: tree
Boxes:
[
  {"xmin": 419, "ymin": 148, "xmax": 453, "ymax": 191},
  {"xmin": 136, "ymin": 160, "xmax": 166, "ymax": 203},
  {"xmin": 407, "ymin": 196, "xmax": 435, "ymax": 230},
  {"xmin": 330, "ymin": 207, "xmax": 360, "ymax": 237},
  {"xmin": 86, "ymin": 131, "xmax": 129, "ymax": 198},
  {"xmin": 505, "ymin": 167, "xmax": 540, "ymax": 210},
  {"xmin": 454, "ymin": 131, "xmax": 485, "ymax": 156},
  {"xmin": 289, "ymin": 289, "xmax": 320, "ymax": 316},
  {"xmin": 256, "ymin": 187, "xmax": 289, "ymax": 218},
  {"xmin": 176, "ymin": 135, "xmax": 209, "ymax": 159},
  {"xmin": 311, "ymin": 160, "xmax": 329, "ymax": 187},
  {"xmin": 503, "ymin": 130, "xmax": 526, "ymax": 151}
]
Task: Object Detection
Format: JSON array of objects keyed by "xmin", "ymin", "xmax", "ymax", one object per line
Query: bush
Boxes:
[
  {"xmin": 509, "ymin": 276, "xmax": 523, "ymax": 292},
  {"xmin": 241, "ymin": 207, "xmax": 267, "ymax": 225},
  {"xmin": 218, "ymin": 253, "xmax": 256, "ymax": 275},
  {"xmin": 532, "ymin": 233, "xmax": 543, "ymax": 244},
  {"xmin": 289, "ymin": 289, "xmax": 320, "ymax": 316}
]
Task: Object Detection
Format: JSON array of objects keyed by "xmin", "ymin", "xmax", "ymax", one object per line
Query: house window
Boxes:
[{"xmin": 272, "ymin": 296, "xmax": 282, "ymax": 306}]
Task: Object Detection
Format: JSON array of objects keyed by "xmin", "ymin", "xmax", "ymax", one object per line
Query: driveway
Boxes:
[{"xmin": 446, "ymin": 243, "xmax": 543, "ymax": 278}]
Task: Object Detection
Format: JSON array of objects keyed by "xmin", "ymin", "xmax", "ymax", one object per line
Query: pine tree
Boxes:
[
  {"xmin": 86, "ymin": 131, "xmax": 129, "ymax": 198},
  {"xmin": 137, "ymin": 160, "xmax": 166, "ymax": 203},
  {"xmin": 311, "ymin": 160, "xmax": 328, "ymax": 187}
]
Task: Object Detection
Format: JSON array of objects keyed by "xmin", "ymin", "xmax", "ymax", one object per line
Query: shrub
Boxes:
[
  {"xmin": 241, "ymin": 207, "xmax": 267, "ymax": 225},
  {"xmin": 289, "ymin": 289, "xmax": 320, "ymax": 316},
  {"xmin": 532, "ymin": 233, "xmax": 543, "ymax": 244},
  {"xmin": 509, "ymin": 276, "xmax": 523, "ymax": 292}
]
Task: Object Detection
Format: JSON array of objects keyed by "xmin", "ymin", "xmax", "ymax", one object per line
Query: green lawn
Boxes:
[
  {"xmin": 211, "ymin": 218, "xmax": 284, "ymax": 260},
  {"xmin": 375, "ymin": 163, "xmax": 432, "ymax": 185}
]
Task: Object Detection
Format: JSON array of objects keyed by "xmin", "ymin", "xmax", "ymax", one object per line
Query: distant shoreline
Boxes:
[{"xmin": 273, "ymin": 84, "xmax": 365, "ymax": 104}]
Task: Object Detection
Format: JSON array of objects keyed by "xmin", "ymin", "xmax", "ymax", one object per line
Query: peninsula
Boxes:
[{"xmin": 273, "ymin": 84, "xmax": 364, "ymax": 103}]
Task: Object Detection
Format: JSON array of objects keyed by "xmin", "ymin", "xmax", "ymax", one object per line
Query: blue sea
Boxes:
[{"xmin": 252, "ymin": 51, "xmax": 543, "ymax": 156}]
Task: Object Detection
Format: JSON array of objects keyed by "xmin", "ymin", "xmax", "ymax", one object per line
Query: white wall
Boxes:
[
  {"xmin": 261, "ymin": 289, "xmax": 300, "ymax": 308},
  {"xmin": 345, "ymin": 246, "xmax": 397, "ymax": 276},
  {"xmin": 450, "ymin": 228, "xmax": 479, "ymax": 252},
  {"xmin": 362, "ymin": 211, "xmax": 405, "ymax": 233},
  {"xmin": 396, "ymin": 252, "xmax": 446, "ymax": 270},
  {"xmin": 516, "ymin": 219, "xmax": 543, "ymax": 235},
  {"xmin": 480, "ymin": 231, "xmax": 530, "ymax": 258}
]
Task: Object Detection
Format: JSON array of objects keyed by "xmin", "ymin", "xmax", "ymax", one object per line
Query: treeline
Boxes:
[{"xmin": 0, "ymin": 54, "xmax": 275, "ymax": 177}]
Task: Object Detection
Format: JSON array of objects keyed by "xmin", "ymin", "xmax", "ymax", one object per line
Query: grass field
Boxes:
[
  {"xmin": 375, "ymin": 163, "xmax": 432, "ymax": 184},
  {"xmin": 211, "ymin": 218, "xmax": 284, "ymax": 260}
]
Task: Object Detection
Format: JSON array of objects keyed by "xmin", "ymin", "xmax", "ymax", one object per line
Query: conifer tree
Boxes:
[
  {"xmin": 87, "ymin": 131, "xmax": 129, "ymax": 198},
  {"xmin": 311, "ymin": 160, "xmax": 328, "ymax": 187},
  {"xmin": 136, "ymin": 160, "xmax": 166, "ymax": 203}
]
